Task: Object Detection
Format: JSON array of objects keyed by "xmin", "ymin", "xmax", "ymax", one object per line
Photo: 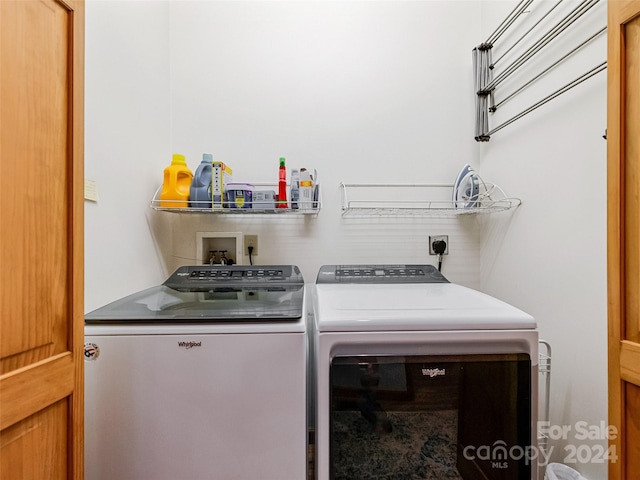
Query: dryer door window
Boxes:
[{"xmin": 330, "ymin": 353, "xmax": 532, "ymax": 480}]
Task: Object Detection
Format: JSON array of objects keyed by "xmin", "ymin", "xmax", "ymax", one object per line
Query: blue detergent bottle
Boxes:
[{"xmin": 190, "ymin": 153, "xmax": 213, "ymax": 208}]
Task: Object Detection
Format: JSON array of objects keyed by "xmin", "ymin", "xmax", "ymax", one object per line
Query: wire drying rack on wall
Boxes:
[
  {"xmin": 473, "ymin": 0, "xmax": 607, "ymax": 141},
  {"xmin": 340, "ymin": 182, "xmax": 521, "ymax": 217}
]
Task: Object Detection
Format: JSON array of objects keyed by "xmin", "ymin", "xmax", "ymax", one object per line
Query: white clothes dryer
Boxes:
[{"xmin": 312, "ymin": 264, "xmax": 538, "ymax": 480}]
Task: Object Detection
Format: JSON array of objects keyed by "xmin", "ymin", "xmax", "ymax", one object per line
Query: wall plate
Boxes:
[{"xmin": 196, "ymin": 232, "xmax": 243, "ymax": 265}]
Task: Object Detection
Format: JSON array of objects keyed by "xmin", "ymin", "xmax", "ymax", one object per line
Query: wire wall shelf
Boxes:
[
  {"xmin": 150, "ymin": 184, "xmax": 321, "ymax": 216},
  {"xmin": 340, "ymin": 182, "xmax": 521, "ymax": 217}
]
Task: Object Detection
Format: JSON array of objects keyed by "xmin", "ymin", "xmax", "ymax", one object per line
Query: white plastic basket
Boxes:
[{"xmin": 544, "ymin": 463, "xmax": 588, "ymax": 480}]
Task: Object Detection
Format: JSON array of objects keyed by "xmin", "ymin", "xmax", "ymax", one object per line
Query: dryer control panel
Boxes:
[{"xmin": 316, "ymin": 264, "xmax": 449, "ymax": 284}]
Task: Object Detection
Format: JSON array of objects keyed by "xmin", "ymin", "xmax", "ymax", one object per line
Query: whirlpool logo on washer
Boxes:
[
  {"xmin": 178, "ymin": 341, "xmax": 202, "ymax": 349},
  {"xmin": 422, "ymin": 368, "xmax": 446, "ymax": 378},
  {"xmin": 84, "ymin": 343, "xmax": 100, "ymax": 361}
]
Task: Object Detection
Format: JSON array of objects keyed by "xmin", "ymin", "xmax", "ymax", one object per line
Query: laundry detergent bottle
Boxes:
[
  {"xmin": 160, "ymin": 153, "xmax": 193, "ymax": 208},
  {"xmin": 189, "ymin": 153, "xmax": 213, "ymax": 208},
  {"xmin": 299, "ymin": 168, "xmax": 314, "ymax": 210}
]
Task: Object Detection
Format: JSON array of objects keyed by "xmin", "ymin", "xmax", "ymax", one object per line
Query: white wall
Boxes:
[
  {"xmin": 478, "ymin": 2, "xmax": 608, "ymax": 479},
  {"xmin": 85, "ymin": 0, "xmax": 484, "ymax": 312},
  {"xmin": 85, "ymin": 1, "xmax": 609, "ymax": 478},
  {"xmin": 85, "ymin": 0, "xmax": 171, "ymax": 310},
  {"xmin": 158, "ymin": 0, "xmax": 485, "ymax": 286}
]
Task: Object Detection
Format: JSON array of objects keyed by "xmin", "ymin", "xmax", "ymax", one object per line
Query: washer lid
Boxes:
[
  {"xmin": 85, "ymin": 265, "xmax": 304, "ymax": 327},
  {"xmin": 314, "ymin": 283, "xmax": 535, "ymax": 331}
]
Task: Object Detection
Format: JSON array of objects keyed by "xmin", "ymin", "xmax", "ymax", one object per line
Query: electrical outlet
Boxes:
[
  {"xmin": 429, "ymin": 235, "xmax": 449, "ymax": 255},
  {"xmin": 245, "ymin": 235, "xmax": 258, "ymax": 256}
]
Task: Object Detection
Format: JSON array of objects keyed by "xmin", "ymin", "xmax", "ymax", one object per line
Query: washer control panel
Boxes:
[
  {"xmin": 316, "ymin": 264, "xmax": 449, "ymax": 284},
  {"xmin": 188, "ymin": 268, "xmax": 285, "ymax": 280},
  {"xmin": 163, "ymin": 265, "xmax": 303, "ymax": 290}
]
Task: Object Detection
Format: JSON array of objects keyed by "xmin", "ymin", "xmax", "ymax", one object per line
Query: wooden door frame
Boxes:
[
  {"xmin": 0, "ymin": 0, "xmax": 84, "ymax": 477},
  {"xmin": 608, "ymin": 1, "xmax": 640, "ymax": 479},
  {"xmin": 71, "ymin": 0, "xmax": 85, "ymax": 476}
]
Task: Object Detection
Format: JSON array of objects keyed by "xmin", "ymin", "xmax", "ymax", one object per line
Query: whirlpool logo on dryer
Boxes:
[
  {"xmin": 178, "ymin": 341, "xmax": 202, "ymax": 349},
  {"xmin": 422, "ymin": 368, "xmax": 446, "ymax": 377}
]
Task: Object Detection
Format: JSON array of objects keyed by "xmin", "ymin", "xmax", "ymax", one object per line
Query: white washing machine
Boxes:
[
  {"xmin": 312, "ymin": 264, "xmax": 538, "ymax": 480},
  {"xmin": 84, "ymin": 265, "xmax": 307, "ymax": 480}
]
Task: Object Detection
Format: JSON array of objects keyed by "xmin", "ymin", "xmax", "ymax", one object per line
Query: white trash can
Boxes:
[{"xmin": 544, "ymin": 463, "xmax": 588, "ymax": 480}]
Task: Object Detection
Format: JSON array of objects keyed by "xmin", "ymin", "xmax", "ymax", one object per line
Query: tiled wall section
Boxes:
[{"xmin": 149, "ymin": 209, "xmax": 482, "ymax": 289}]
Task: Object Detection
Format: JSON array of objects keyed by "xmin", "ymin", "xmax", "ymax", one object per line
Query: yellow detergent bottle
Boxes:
[{"xmin": 160, "ymin": 154, "xmax": 193, "ymax": 208}]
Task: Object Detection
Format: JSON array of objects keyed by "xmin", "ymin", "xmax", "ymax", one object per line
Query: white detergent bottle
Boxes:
[{"xmin": 299, "ymin": 168, "xmax": 313, "ymax": 211}]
